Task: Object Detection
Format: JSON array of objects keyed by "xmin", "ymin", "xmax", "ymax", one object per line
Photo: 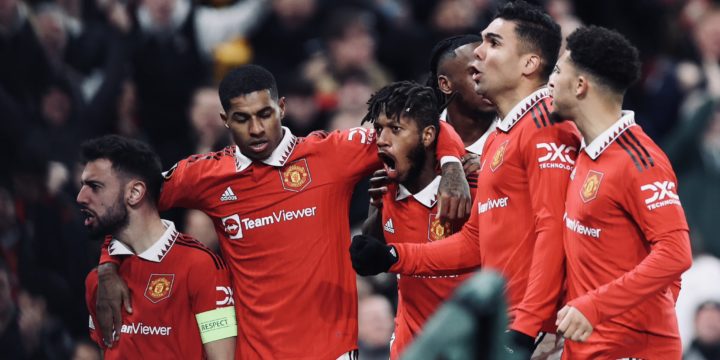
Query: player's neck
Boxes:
[
  {"xmin": 575, "ymin": 98, "xmax": 624, "ymax": 145},
  {"xmin": 402, "ymin": 154, "xmax": 437, "ymax": 195},
  {"xmin": 493, "ymin": 81, "xmax": 546, "ymax": 120},
  {"xmin": 446, "ymin": 103, "xmax": 495, "ymax": 147},
  {"xmin": 115, "ymin": 209, "xmax": 167, "ymax": 255}
]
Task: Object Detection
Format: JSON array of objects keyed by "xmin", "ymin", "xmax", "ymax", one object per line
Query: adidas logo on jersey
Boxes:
[
  {"xmin": 384, "ymin": 219, "xmax": 395, "ymax": 234},
  {"xmin": 220, "ymin": 187, "xmax": 237, "ymax": 202}
]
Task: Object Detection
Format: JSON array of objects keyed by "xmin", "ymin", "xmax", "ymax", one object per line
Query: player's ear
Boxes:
[
  {"xmin": 127, "ymin": 180, "xmax": 147, "ymax": 207},
  {"xmin": 220, "ymin": 112, "xmax": 229, "ymax": 128},
  {"xmin": 438, "ymin": 75, "xmax": 452, "ymax": 95},
  {"xmin": 522, "ymin": 54, "xmax": 541, "ymax": 77},
  {"xmin": 422, "ymin": 125, "xmax": 437, "ymax": 147},
  {"xmin": 277, "ymin": 96, "xmax": 286, "ymax": 119},
  {"xmin": 576, "ymin": 75, "xmax": 589, "ymax": 98}
]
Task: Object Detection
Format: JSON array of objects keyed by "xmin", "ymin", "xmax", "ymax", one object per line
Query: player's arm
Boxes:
[
  {"xmin": 562, "ymin": 162, "xmax": 692, "ymax": 333},
  {"xmin": 511, "ymin": 125, "xmax": 580, "ymax": 338},
  {"xmin": 351, "ymin": 192, "xmax": 481, "ymax": 277},
  {"xmin": 188, "ymin": 253, "xmax": 237, "ymax": 359},
  {"xmin": 85, "ymin": 269, "xmax": 106, "ymax": 349},
  {"xmin": 203, "ymin": 338, "xmax": 235, "ymax": 360},
  {"xmin": 95, "ymin": 239, "xmax": 131, "ymax": 347}
]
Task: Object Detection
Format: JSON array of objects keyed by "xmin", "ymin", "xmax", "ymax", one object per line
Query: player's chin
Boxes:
[
  {"xmin": 242, "ymin": 145, "xmax": 272, "ymax": 161},
  {"xmin": 548, "ymin": 110, "xmax": 569, "ymax": 123}
]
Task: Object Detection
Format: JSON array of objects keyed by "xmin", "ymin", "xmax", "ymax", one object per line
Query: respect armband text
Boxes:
[{"xmin": 195, "ymin": 306, "xmax": 237, "ymax": 344}]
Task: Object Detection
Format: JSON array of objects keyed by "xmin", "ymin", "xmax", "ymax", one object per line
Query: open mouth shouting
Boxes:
[
  {"xmin": 80, "ymin": 208, "xmax": 96, "ymax": 227},
  {"xmin": 378, "ymin": 151, "xmax": 398, "ymax": 180}
]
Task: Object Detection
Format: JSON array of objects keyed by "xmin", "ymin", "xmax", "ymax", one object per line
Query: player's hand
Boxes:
[
  {"xmin": 97, "ymin": 263, "xmax": 132, "ymax": 347},
  {"xmin": 556, "ymin": 305, "xmax": 593, "ymax": 342},
  {"xmin": 368, "ymin": 169, "xmax": 390, "ymax": 208},
  {"xmin": 349, "ymin": 234, "xmax": 398, "ymax": 276},
  {"xmin": 503, "ymin": 329, "xmax": 535, "ymax": 358},
  {"xmin": 437, "ymin": 162, "xmax": 472, "ymax": 222},
  {"xmin": 461, "ymin": 153, "xmax": 481, "ymax": 175}
]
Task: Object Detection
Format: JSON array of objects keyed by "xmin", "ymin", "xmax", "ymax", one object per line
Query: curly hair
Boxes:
[
  {"xmin": 495, "ymin": 0, "xmax": 561, "ymax": 81},
  {"xmin": 566, "ymin": 26, "xmax": 641, "ymax": 93},
  {"xmin": 361, "ymin": 81, "xmax": 440, "ymax": 132}
]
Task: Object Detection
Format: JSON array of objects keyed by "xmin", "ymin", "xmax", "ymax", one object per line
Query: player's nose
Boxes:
[{"xmin": 248, "ymin": 118, "xmax": 265, "ymax": 136}]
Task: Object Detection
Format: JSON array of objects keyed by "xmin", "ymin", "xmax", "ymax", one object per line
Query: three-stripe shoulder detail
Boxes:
[
  {"xmin": 530, "ymin": 101, "xmax": 553, "ymax": 128},
  {"xmin": 617, "ymin": 131, "xmax": 654, "ymax": 172},
  {"xmin": 175, "ymin": 236, "xmax": 227, "ymax": 270}
]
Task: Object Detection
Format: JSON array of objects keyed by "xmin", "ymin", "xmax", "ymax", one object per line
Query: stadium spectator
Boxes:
[
  {"xmin": 358, "ymin": 295, "xmax": 394, "ymax": 360},
  {"xmin": 684, "ymin": 301, "xmax": 720, "ymax": 360}
]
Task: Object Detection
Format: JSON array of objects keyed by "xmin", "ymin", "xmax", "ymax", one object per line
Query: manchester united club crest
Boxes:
[
  {"xmin": 490, "ymin": 140, "xmax": 509, "ymax": 172},
  {"xmin": 145, "ymin": 274, "xmax": 174, "ymax": 303},
  {"xmin": 428, "ymin": 214, "xmax": 453, "ymax": 241},
  {"xmin": 279, "ymin": 159, "xmax": 312, "ymax": 192},
  {"xmin": 580, "ymin": 170, "xmax": 604, "ymax": 203}
]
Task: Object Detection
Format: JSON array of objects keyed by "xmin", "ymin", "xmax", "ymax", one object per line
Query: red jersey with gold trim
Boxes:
[
  {"xmin": 100, "ymin": 123, "xmax": 465, "ymax": 359},
  {"xmin": 562, "ymin": 112, "xmax": 691, "ymax": 359},
  {"xmin": 389, "ymin": 88, "xmax": 582, "ymax": 337},
  {"xmin": 382, "ymin": 176, "xmax": 476, "ymax": 359},
  {"xmin": 86, "ymin": 221, "xmax": 234, "ymax": 359}
]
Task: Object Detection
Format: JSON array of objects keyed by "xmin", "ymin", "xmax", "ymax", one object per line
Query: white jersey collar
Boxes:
[
  {"xmin": 234, "ymin": 126, "xmax": 298, "ymax": 172},
  {"xmin": 497, "ymin": 87, "xmax": 551, "ymax": 132},
  {"xmin": 108, "ymin": 220, "xmax": 178, "ymax": 263},
  {"xmin": 582, "ymin": 111, "xmax": 636, "ymax": 160},
  {"xmin": 396, "ymin": 176, "xmax": 441, "ymax": 208}
]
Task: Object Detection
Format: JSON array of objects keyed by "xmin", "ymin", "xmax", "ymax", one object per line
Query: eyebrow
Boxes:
[
  {"xmin": 484, "ymin": 32, "xmax": 503, "ymax": 42},
  {"xmin": 231, "ymin": 106, "xmax": 272, "ymax": 118},
  {"xmin": 81, "ymin": 179, "xmax": 102, "ymax": 186}
]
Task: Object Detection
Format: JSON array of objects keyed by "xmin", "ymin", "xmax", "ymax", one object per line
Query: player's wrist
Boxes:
[{"xmin": 97, "ymin": 263, "xmax": 119, "ymax": 278}]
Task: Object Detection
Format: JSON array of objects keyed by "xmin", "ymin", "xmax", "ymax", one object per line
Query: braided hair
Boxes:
[
  {"xmin": 426, "ymin": 34, "xmax": 482, "ymax": 111},
  {"xmin": 361, "ymin": 81, "xmax": 440, "ymax": 132}
]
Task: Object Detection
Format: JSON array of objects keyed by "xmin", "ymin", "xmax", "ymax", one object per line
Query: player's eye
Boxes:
[
  {"xmin": 391, "ymin": 126, "xmax": 402, "ymax": 133},
  {"xmin": 232, "ymin": 114, "xmax": 248, "ymax": 123},
  {"xmin": 259, "ymin": 110, "xmax": 273, "ymax": 119}
]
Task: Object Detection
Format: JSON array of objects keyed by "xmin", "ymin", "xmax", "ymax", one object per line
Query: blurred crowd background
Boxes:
[{"xmin": 1, "ymin": 0, "xmax": 720, "ymax": 358}]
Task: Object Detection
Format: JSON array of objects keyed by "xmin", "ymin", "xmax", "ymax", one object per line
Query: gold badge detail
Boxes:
[
  {"xmin": 580, "ymin": 170, "xmax": 603, "ymax": 203},
  {"xmin": 490, "ymin": 140, "xmax": 509, "ymax": 172},
  {"xmin": 428, "ymin": 214, "xmax": 453, "ymax": 241},
  {"xmin": 280, "ymin": 159, "xmax": 312, "ymax": 192},
  {"xmin": 145, "ymin": 274, "xmax": 174, "ymax": 303}
]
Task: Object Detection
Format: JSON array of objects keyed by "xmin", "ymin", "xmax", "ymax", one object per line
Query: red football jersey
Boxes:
[
  {"xmin": 389, "ymin": 88, "xmax": 582, "ymax": 337},
  {"xmin": 86, "ymin": 221, "xmax": 235, "ymax": 359},
  {"xmin": 383, "ymin": 175, "xmax": 477, "ymax": 359},
  {"xmin": 99, "ymin": 123, "xmax": 465, "ymax": 359},
  {"xmin": 562, "ymin": 112, "xmax": 691, "ymax": 359}
]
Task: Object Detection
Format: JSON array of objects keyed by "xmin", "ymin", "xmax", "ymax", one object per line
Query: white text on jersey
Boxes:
[
  {"xmin": 565, "ymin": 215, "xmax": 601, "ymax": 239},
  {"xmin": 478, "ymin": 197, "xmax": 509, "ymax": 214},
  {"xmin": 120, "ymin": 322, "xmax": 172, "ymax": 336}
]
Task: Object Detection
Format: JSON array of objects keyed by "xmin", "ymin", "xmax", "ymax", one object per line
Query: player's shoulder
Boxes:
[
  {"xmin": 612, "ymin": 125, "xmax": 672, "ymax": 175},
  {"xmin": 172, "ymin": 233, "xmax": 228, "ymax": 271},
  {"xmin": 172, "ymin": 147, "xmax": 238, "ymax": 174},
  {"xmin": 300, "ymin": 127, "xmax": 375, "ymax": 146}
]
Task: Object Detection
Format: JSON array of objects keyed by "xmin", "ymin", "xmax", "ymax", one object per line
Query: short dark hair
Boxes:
[
  {"xmin": 566, "ymin": 26, "xmax": 641, "ymax": 93},
  {"xmin": 80, "ymin": 135, "xmax": 163, "ymax": 206},
  {"xmin": 219, "ymin": 64, "xmax": 278, "ymax": 111},
  {"xmin": 426, "ymin": 34, "xmax": 482, "ymax": 109},
  {"xmin": 362, "ymin": 81, "xmax": 440, "ymax": 134},
  {"xmin": 495, "ymin": 0, "xmax": 561, "ymax": 81}
]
